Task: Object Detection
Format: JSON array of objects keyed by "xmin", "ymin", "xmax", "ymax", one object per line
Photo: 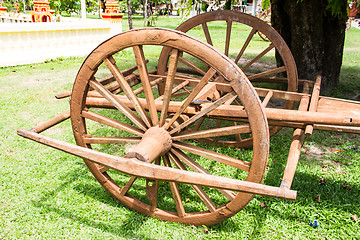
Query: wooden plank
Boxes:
[{"xmin": 86, "ymin": 96, "xmax": 360, "ymax": 127}]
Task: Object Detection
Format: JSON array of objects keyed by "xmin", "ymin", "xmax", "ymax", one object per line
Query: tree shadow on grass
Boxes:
[
  {"xmin": 30, "ymin": 127, "xmax": 360, "ymax": 237},
  {"xmin": 228, "ymin": 128, "xmax": 360, "ymax": 237},
  {"xmin": 30, "ymin": 162, "xmax": 154, "ymax": 239}
]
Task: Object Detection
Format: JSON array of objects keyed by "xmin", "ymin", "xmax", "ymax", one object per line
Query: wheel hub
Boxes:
[{"xmin": 124, "ymin": 126, "xmax": 172, "ymax": 162}]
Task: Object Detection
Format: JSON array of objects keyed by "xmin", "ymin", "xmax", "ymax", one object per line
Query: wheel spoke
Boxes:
[
  {"xmin": 193, "ymin": 116, "xmax": 205, "ymax": 131},
  {"xmin": 163, "ymin": 155, "xmax": 186, "ymax": 217},
  {"xmin": 119, "ymin": 176, "xmax": 137, "ymax": 196},
  {"xmin": 133, "ymin": 45, "xmax": 159, "ymax": 126},
  {"xmin": 119, "ymin": 157, "xmax": 158, "ymax": 197},
  {"xmin": 172, "ymin": 142, "xmax": 250, "ymax": 172},
  {"xmin": 169, "ymin": 91, "xmax": 237, "ymax": 134},
  {"xmin": 133, "ymin": 77, "xmax": 163, "ymax": 95},
  {"xmin": 247, "ymin": 66, "xmax": 286, "ymax": 81},
  {"xmin": 146, "ymin": 158, "xmax": 160, "ymax": 212},
  {"xmin": 178, "ymin": 56, "xmax": 206, "ymax": 76},
  {"xmin": 170, "ymin": 148, "xmax": 235, "ymax": 201},
  {"xmin": 83, "ymin": 136, "xmax": 141, "ymax": 144},
  {"xmin": 104, "ymin": 56, "xmax": 152, "ymax": 128},
  {"xmin": 155, "ymin": 80, "xmax": 190, "ymax": 102},
  {"xmin": 241, "ymin": 43, "xmax": 275, "ymax": 71},
  {"xmin": 172, "ymin": 124, "xmax": 251, "ymax": 141},
  {"xmin": 159, "ymin": 49, "xmax": 180, "ymax": 126},
  {"xmin": 232, "ymin": 122, "xmax": 243, "ymax": 143},
  {"xmin": 81, "ymin": 110, "xmax": 144, "ymax": 136},
  {"xmin": 89, "ymin": 79, "xmax": 148, "ymax": 131},
  {"xmin": 261, "ymin": 90, "xmax": 273, "ymax": 107},
  {"xmin": 168, "ymin": 152, "xmax": 216, "ymax": 212},
  {"xmin": 164, "ymin": 68, "xmax": 216, "ymax": 130},
  {"xmin": 224, "ymin": 20, "xmax": 232, "ymax": 56},
  {"xmin": 201, "ymin": 22, "xmax": 213, "ymax": 46},
  {"xmin": 235, "ymin": 27, "xmax": 257, "ymax": 64}
]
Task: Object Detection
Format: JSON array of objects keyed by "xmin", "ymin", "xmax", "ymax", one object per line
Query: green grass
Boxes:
[{"xmin": 1, "ymin": 15, "xmax": 360, "ymax": 239}]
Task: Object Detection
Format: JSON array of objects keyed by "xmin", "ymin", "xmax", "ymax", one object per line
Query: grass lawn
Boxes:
[{"xmin": 1, "ymin": 15, "xmax": 360, "ymax": 239}]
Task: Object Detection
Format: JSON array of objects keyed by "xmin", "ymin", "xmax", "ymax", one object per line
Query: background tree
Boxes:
[
  {"xmin": 270, "ymin": 0, "xmax": 349, "ymax": 91},
  {"xmin": 127, "ymin": 0, "xmax": 134, "ymax": 29}
]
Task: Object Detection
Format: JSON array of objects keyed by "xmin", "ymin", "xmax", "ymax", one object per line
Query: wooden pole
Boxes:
[{"xmin": 17, "ymin": 129, "xmax": 297, "ymax": 200}]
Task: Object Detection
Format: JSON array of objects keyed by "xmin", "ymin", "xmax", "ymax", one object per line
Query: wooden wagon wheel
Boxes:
[
  {"xmin": 158, "ymin": 10, "xmax": 298, "ymax": 148},
  {"xmin": 257, "ymin": 9, "xmax": 271, "ymax": 42},
  {"xmin": 70, "ymin": 28, "xmax": 269, "ymax": 225}
]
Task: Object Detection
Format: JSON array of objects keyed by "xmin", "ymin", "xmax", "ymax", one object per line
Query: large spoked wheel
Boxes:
[
  {"xmin": 70, "ymin": 28, "xmax": 269, "ymax": 226},
  {"xmin": 158, "ymin": 10, "xmax": 298, "ymax": 148}
]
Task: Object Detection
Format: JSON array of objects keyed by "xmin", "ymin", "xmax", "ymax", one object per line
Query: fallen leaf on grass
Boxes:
[
  {"xmin": 260, "ymin": 202, "xmax": 265, "ymax": 208},
  {"xmin": 317, "ymin": 178, "xmax": 327, "ymax": 185},
  {"xmin": 316, "ymin": 194, "xmax": 321, "ymax": 202},
  {"xmin": 351, "ymin": 215, "xmax": 358, "ymax": 223}
]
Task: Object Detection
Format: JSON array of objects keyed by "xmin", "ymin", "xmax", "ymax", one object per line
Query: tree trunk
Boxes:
[
  {"xmin": 271, "ymin": 0, "xmax": 348, "ymax": 92},
  {"xmin": 127, "ymin": 0, "xmax": 133, "ymax": 29},
  {"xmin": 144, "ymin": 0, "xmax": 148, "ymax": 26}
]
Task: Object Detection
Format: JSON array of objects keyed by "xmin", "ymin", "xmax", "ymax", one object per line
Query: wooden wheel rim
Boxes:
[
  {"xmin": 70, "ymin": 28, "xmax": 269, "ymax": 225},
  {"xmin": 158, "ymin": 10, "xmax": 298, "ymax": 148},
  {"xmin": 170, "ymin": 10, "xmax": 298, "ymax": 92}
]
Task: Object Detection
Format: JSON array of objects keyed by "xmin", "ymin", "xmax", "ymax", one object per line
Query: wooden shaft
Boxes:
[
  {"xmin": 280, "ymin": 94, "xmax": 310, "ymax": 189},
  {"xmin": 305, "ymin": 75, "xmax": 321, "ymax": 136},
  {"xmin": 17, "ymin": 129, "xmax": 297, "ymax": 200},
  {"xmin": 32, "ymin": 110, "xmax": 70, "ymax": 133},
  {"xmin": 86, "ymin": 97, "xmax": 360, "ymax": 127}
]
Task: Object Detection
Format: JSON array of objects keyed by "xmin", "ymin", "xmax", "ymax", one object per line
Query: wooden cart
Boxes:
[{"xmin": 18, "ymin": 11, "xmax": 360, "ymax": 226}]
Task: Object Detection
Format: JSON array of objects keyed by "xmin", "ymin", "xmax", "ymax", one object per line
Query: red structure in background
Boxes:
[
  {"xmin": 31, "ymin": 0, "xmax": 55, "ymax": 22},
  {"xmin": 349, "ymin": 0, "xmax": 359, "ymax": 18},
  {"xmin": 101, "ymin": 0, "xmax": 123, "ymax": 23},
  {"xmin": 0, "ymin": 2, "xmax": 7, "ymax": 13}
]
